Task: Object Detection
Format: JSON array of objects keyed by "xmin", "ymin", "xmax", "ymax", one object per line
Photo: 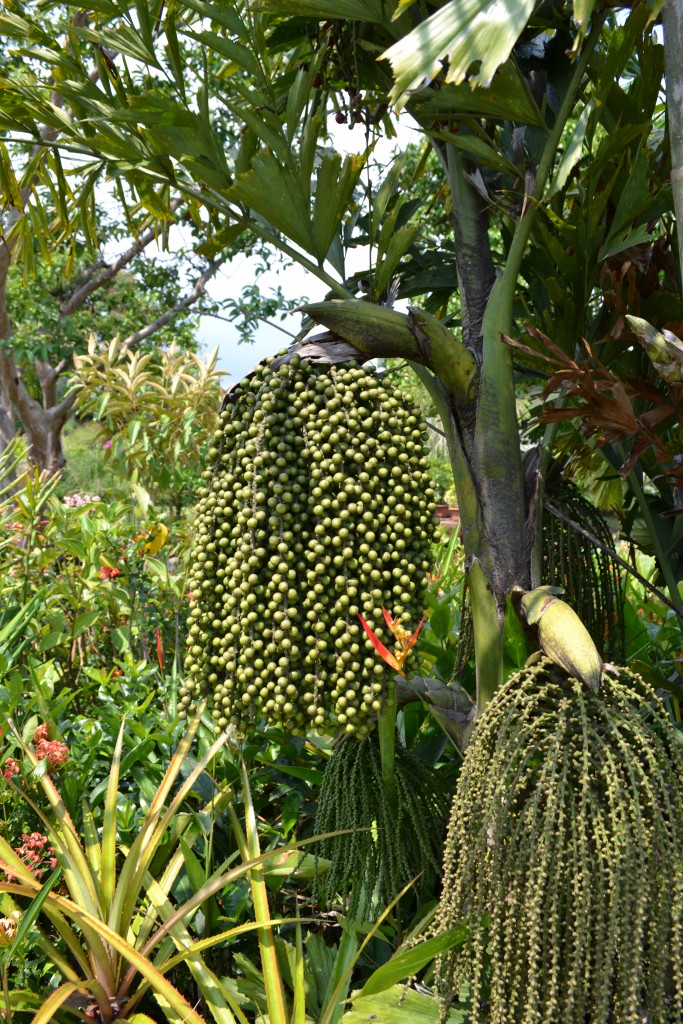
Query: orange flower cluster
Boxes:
[{"xmin": 34, "ymin": 724, "xmax": 69, "ymax": 772}]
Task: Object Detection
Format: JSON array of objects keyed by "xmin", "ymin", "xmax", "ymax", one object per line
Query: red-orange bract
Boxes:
[{"xmin": 358, "ymin": 608, "xmax": 425, "ymax": 677}]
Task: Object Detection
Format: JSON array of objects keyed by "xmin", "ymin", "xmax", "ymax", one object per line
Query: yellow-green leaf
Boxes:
[{"xmin": 383, "ymin": 0, "xmax": 537, "ymax": 103}]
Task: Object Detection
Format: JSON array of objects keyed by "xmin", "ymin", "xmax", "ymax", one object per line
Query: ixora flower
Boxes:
[
  {"xmin": 99, "ymin": 565, "xmax": 122, "ymax": 580},
  {"xmin": 2, "ymin": 757, "xmax": 19, "ymax": 782},
  {"xmin": 33, "ymin": 724, "xmax": 70, "ymax": 773},
  {"xmin": 63, "ymin": 493, "xmax": 101, "ymax": 507},
  {"xmin": 4, "ymin": 833, "xmax": 58, "ymax": 882}
]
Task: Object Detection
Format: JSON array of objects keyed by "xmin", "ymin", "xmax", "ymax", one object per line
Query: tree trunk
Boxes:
[
  {"xmin": 664, "ymin": 0, "xmax": 683, "ymax": 290},
  {"xmin": 0, "ymin": 349, "xmax": 76, "ymax": 474}
]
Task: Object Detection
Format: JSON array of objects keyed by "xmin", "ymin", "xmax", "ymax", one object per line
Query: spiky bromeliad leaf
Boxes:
[
  {"xmin": 314, "ymin": 734, "xmax": 453, "ymax": 916},
  {"xmin": 431, "ymin": 657, "xmax": 683, "ymax": 1024}
]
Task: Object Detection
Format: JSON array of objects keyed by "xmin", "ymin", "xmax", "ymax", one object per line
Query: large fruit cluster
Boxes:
[{"xmin": 180, "ymin": 355, "xmax": 436, "ymax": 736}]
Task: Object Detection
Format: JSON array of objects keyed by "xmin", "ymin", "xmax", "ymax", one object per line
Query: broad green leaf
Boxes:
[
  {"xmin": 313, "ymin": 150, "xmax": 367, "ymax": 261},
  {"xmin": 180, "ymin": 0, "xmax": 252, "ymax": 35},
  {"xmin": 503, "ymin": 596, "xmax": 529, "ymax": 671},
  {"xmin": 431, "ymin": 129, "xmax": 520, "ymax": 176},
  {"xmin": 383, "ymin": 0, "xmax": 537, "ymax": 103},
  {"xmin": 0, "ymin": 143, "xmax": 23, "ymax": 210},
  {"xmin": 184, "ymin": 29, "xmax": 262, "ymax": 77},
  {"xmin": 343, "ymin": 984, "xmax": 466, "ymax": 1023},
  {"xmin": 102, "ymin": 720, "xmax": 125, "ymax": 922},
  {"xmin": 548, "ymin": 101, "xmax": 593, "ymax": 197},
  {"xmin": 229, "ymin": 151, "xmax": 316, "ymax": 255},
  {"xmin": 290, "ymin": 921, "xmax": 306, "ymax": 1024},
  {"xmin": 573, "ymin": 0, "xmax": 596, "ymax": 31},
  {"xmin": 72, "ymin": 23, "xmax": 161, "ymax": 68},
  {"xmin": 599, "ymin": 224, "xmax": 653, "ymax": 262},
  {"xmin": 165, "ymin": 9, "xmax": 187, "ymax": 102},
  {"xmin": 0, "ymin": 11, "xmax": 33, "ymax": 35},
  {"xmin": 9, "ymin": 870, "xmax": 62, "ymax": 960},
  {"xmin": 359, "ymin": 926, "xmax": 469, "ymax": 997},
  {"xmin": 258, "ymin": 0, "xmax": 386, "ymax": 23},
  {"xmin": 410, "ymin": 60, "xmax": 544, "ymax": 128},
  {"xmin": 72, "ymin": 611, "xmax": 100, "ymax": 638},
  {"xmin": 374, "ymin": 221, "xmax": 421, "ymax": 297},
  {"xmin": 429, "ymin": 603, "xmax": 452, "ymax": 642}
]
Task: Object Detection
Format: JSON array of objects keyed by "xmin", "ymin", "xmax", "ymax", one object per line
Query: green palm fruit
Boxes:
[
  {"xmin": 517, "ymin": 585, "xmax": 603, "ymax": 691},
  {"xmin": 430, "ymin": 657, "xmax": 683, "ymax": 1024},
  {"xmin": 180, "ymin": 354, "xmax": 437, "ymax": 736}
]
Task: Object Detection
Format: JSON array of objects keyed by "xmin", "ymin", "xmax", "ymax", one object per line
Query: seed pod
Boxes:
[{"xmin": 518, "ymin": 586, "xmax": 603, "ymax": 691}]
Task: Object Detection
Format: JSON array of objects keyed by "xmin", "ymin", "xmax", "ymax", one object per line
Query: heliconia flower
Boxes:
[{"xmin": 358, "ymin": 608, "xmax": 425, "ymax": 677}]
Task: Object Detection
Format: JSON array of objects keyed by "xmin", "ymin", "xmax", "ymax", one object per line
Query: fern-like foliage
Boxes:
[
  {"xmin": 542, "ymin": 475, "xmax": 626, "ymax": 662},
  {"xmin": 433, "ymin": 658, "xmax": 683, "ymax": 1024},
  {"xmin": 314, "ymin": 734, "xmax": 451, "ymax": 916}
]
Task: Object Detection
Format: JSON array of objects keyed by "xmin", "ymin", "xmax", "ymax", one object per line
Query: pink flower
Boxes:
[
  {"xmin": 33, "ymin": 726, "xmax": 70, "ymax": 772},
  {"xmin": 102, "ymin": 439, "xmax": 112, "ymax": 450},
  {"xmin": 99, "ymin": 566, "xmax": 122, "ymax": 580},
  {"xmin": 5, "ymin": 833, "xmax": 58, "ymax": 882},
  {"xmin": 2, "ymin": 758, "xmax": 19, "ymax": 782}
]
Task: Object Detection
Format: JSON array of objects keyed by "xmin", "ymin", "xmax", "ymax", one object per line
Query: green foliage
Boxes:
[
  {"xmin": 58, "ymin": 420, "xmax": 127, "ymax": 502},
  {"xmin": 0, "ymin": 715, "xmax": 324, "ymax": 1023},
  {"xmin": 0, "ymin": 454, "xmax": 188, "ymax": 695},
  {"xmin": 72, "ymin": 335, "xmax": 226, "ymax": 509},
  {"xmin": 541, "ymin": 473, "xmax": 626, "ymax": 662},
  {"xmin": 182, "ymin": 355, "xmax": 437, "ymax": 737},
  {"xmin": 3, "ymin": 237, "xmax": 199, "ymax": 370},
  {"xmin": 433, "ymin": 657, "xmax": 683, "ymax": 1024},
  {"xmin": 314, "ymin": 733, "xmax": 451, "ymax": 917}
]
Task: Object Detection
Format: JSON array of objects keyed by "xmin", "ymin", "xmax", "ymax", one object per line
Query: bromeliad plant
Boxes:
[{"xmin": 0, "ymin": 712, "xmax": 324, "ymax": 1024}]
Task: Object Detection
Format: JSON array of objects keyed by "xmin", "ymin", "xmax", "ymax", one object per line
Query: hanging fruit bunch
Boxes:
[
  {"xmin": 430, "ymin": 657, "xmax": 683, "ymax": 1024},
  {"xmin": 181, "ymin": 352, "xmax": 437, "ymax": 736}
]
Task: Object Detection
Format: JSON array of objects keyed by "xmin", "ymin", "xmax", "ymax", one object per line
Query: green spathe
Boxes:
[{"xmin": 432, "ymin": 657, "xmax": 683, "ymax": 1024}]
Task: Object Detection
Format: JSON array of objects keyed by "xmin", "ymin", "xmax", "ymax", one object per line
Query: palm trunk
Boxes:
[{"xmin": 664, "ymin": 0, "xmax": 683, "ymax": 289}]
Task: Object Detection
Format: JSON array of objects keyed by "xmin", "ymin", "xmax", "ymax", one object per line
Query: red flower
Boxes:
[
  {"xmin": 2, "ymin": 758, "xmax": 19, "ymax": 782},
  {"xmin": 357, "ymin": 608, "xmax": 425, "ymax": 677},
  {"xmin": 33, "ymin": 727, "xmax": 70, "ymax": 773},
  {"xmin": 99, "ymin": 566, "xmax": 122, "ymax": 580},
  {"xmin": 5, "ymin": 833, "xmax": 58, "ymax": 882},
  {"xmin": 34, "ymin": 724, "xmax": 49, "ymax": 744}
]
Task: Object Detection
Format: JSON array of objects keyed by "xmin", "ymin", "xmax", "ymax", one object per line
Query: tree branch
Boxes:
[
  {"xmin": 120, "ymin": 258, "xmax": 222, "ymax": 348},
  {"xmin": 59, "ymin": 198, "xmax": 184, "ymax": 318}
]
